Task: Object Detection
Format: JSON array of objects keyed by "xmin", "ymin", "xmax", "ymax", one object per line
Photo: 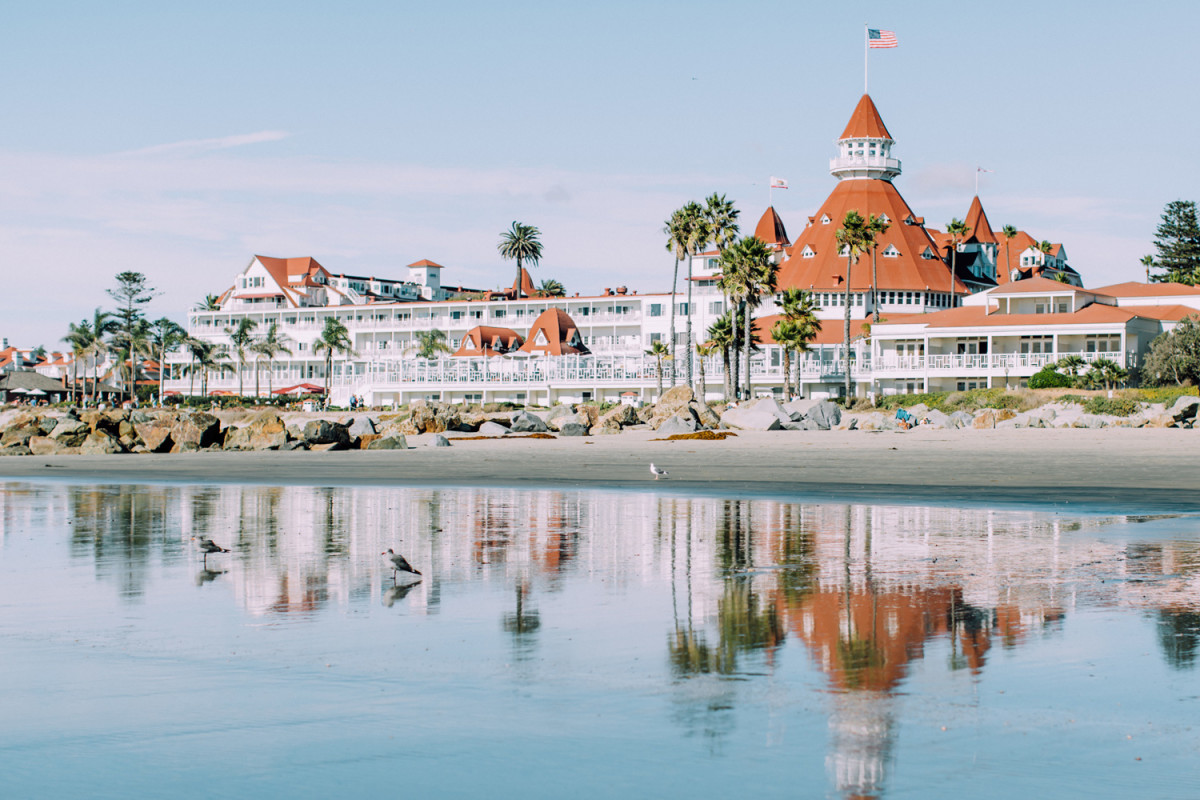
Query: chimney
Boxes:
[{"xmin": 616, "ymin": 286, "xmax": 628, "ymax": 295}]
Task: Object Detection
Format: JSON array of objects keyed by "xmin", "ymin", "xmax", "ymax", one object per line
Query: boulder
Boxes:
[
  {"xmin": 224, "ymin": 410, "xmax": 288, "ymax": 451},
  {"xmin": 302, "ymin": 419, "xmax": 352, "ymax": 448},
  {"xmin": 0, "ymin": 444, "xmax": 32, "ymax": 457},
  {"xmin": 367, "ymin": 434, "xmax": 409, "ymax": 450},
  {"xmin": 28, "ymin": 436, "xmax": 61, "ymax": 456},
  {"xmin": 781, "ymin": 397, "xmax": 821, "ymax": 421},
  {"xmin": 510, "ymin": 411, "xmax": 549, "ymax": 433},
  {"xmin": 36, "ymin": 417, "xmax": 58, "ymax": 435},
  {"xmin": 309, "ymin": 442, "xmax": 345, "ymax": 452},
  {"xmin": 1072, "ymin": 413, "xmax": 1108, "ymax": 429},
  {"xmin": 347, "ymin": 416, "xmax": 377, "ymax": 442},
  {"xmin": 656, "ymin": 413, "xmax": 698, "ymax": 437},
  {"xmin": 1144, "ymin": 414, "xmax": 1177, "ymax": 428},
  {"xmin": 1051, "ymin": 409, "xmax": 1084, "ymax": 429},
  {"xmin": 690, "ymin": 401, "xmax": 720, "ymax": 429},
  {"xmin": 80, "ymin": 430, "xmax": 122, "ymax": 454},
  {"xmin": 647, "ymin": 386, "xmax": 695, "ymax": 427},
  {"xmin": 133, "ymin": 422, "xmax": 174, "ymax": 453},
  {"xmin": 598, "ymin": 404, "xmax": 639, "ymax": 428},
  {"xmin": 972, "ymin": 408, "xmax": 1016, "ymax": 429},
  {"xmin": 573, "ymin": 405, "xmax": 600, "ymax": 428},
  {"xmin": 280, "ymin": 440, "xmax": 309, "ymax": 451},
  {"xmin": 1169, "ymin": 395, "xmax": 1199, "ymax": 423},
  {"xmin": 833, "ymin": 416, "xmax": 859, "ymax": 431},
  {"xmin": 923, "ymin": 409, "xmax": 951, "ymax": 429},
  {"xmin": 720, "ymin": 405, "xmax": 782, "ymax": 431},
  {"xmin": 50, "ymin": 417, "xmax": 89, "ymax": 446},
  {"xmin": 806, "ymin": 401, "xmax": 843, "ymax": 431},
  {"xmin": 0, "ymin": 424, "xmax": 37, "ymax": 448},
  {"xmin": 948, "ymin": 410, "xmax": 975, "ymax": 429},
  {"xmin": 590, "ymin": 417, "xmax": 623, "ymax": 435},
  {"xmin": 427, "ymin": 434, "xmax": 452, "ymax": 447},
  {"xmin": 171, "ymin": 412, "xmax": 222, "ymax": 449},
  {"xmin": 857, "ymin": 413, "xmax": 898, "ymax": 431},
  {"xmin": 907, "ymin": 403, "xmax": 930, "ymax": 416},
  {"xmin": 478, "ymin": 421, "xmax": 510, "ymax": 436},
  {"xmin": 543, "ymin": 405, "xmax": 574, "ymax": 429},
  {"xmin": 558, "ymin": 422, "xmax": 589, "ymax": 437},
  {"xmin": 636, "ymin": 404, "xmax": 656, "ymax": 423},
  {"xmin": 745, "ymin": 397, "xmax": 792, "ymax": 426},
  {"xmin": 172, "ymin": 441, "xmax": 200, "ymax": 453}
]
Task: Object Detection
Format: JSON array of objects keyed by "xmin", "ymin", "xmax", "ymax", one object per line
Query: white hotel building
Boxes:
[{"xmin": 164, "ymin": 94, "xmax": 1200, "ymax": 406}]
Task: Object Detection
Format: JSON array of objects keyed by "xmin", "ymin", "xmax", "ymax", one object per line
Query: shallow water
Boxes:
[{"xmin": 1, "ymin": 482, "xmax": 1198, "ymax": 799}]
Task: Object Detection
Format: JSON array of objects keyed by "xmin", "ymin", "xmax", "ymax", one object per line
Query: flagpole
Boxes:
[{"xmin": 864, "ymin": 23, "xmax": 869, "ymax": 94}]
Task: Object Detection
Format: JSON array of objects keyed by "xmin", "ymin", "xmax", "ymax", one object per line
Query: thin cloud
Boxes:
[{"xmin": 118, "ymin": 130, "xmax": 291, "ymax": 157}]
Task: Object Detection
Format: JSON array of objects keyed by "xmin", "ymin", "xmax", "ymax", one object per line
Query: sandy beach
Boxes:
[{"xmin": 2, "ymin": 427, "xmax": 1196, "ymax": 513}]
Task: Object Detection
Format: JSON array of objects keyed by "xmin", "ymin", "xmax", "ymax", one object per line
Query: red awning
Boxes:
[{"xmin": 272, "ymin": 383, "xmax": 326, "ymax": 395}]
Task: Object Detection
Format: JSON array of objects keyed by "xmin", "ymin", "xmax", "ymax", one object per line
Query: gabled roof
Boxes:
[
  {"xmin": 962, "ymin": 196, "xmax": 997, "ymax": 245},
  {"xmin": 777, "ymin": 179, "xmax": 967, "ymax": 294},
  {"xmin": 753, "ymin": 206, "xmax": 790, "ymax": 248},
  {"xmin": 517, "ymin": 308, "xmax": 588, "ymax": 356},
  {"xmin": 993, "ymin": 230, "xmax": 1039, "ymax": 283},
  {"xmin": 1118, "ymin": 304, "xmax": 1199, "ymax": 321},
  {"xmin": 407, "ymin": 259, "xmax": 444, "ymax": 268},
  {"xmin": 452, "ymin": 326, "xmax": 525, "ymax": 357},
  {"xmin": 987, "ymin": 276, "xmax": 1103, "ymax": 296},
  {"xmin": 839, "ymin": 94, "xmax": 893, "ymax": 140},
  {"xmin": 1091, "ymin": 281, "xmax": 1200, "ymax": 297}
]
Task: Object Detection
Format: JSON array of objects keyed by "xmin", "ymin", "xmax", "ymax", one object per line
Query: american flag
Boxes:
[{"xmin": 868, "ymin": 28, "xmax": 898, "ymax": 48}]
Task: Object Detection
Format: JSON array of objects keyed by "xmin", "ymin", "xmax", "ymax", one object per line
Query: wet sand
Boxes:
[{"xmin": 2, "ymin": 428, "xmax": 1197, "ymax": 513}]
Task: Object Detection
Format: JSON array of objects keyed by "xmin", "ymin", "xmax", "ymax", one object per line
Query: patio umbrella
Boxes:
[{"xmin": 25, "ymin": 389, "xmax": 47, "ymax": 396}]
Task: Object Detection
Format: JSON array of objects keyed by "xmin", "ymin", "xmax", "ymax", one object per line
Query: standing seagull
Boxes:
[
  {"xmin": 193, "ymin": 536, "xmax": 229, "ymax": 566},
  {"xmin": 650, "ymin": 463, "xmax": 669, "ymax": 480},
  {"xmin": 382, "ymin": 548, "xmax": 422, "ymax": 582}
]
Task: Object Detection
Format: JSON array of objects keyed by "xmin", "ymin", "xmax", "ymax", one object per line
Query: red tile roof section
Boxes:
[
  {"xmin": 839, "ymin": 94, "xmax": 893, "ymax": 140},
  {"xmin": 518, "ymin": 308, "xmax": 588, "ymax": 356},
  {"xmin": 875, "ymin": 303, "xmax": 1142, "ymax": 329},
  {"xmin": 777, "ymin": 179, "xmax": 967, "ymax": 294},
  {"xmin": 1091, "ymin": 281, "xmax": 1200, "ymax": 297},
  {"xmin": 407, "ymin": 259, "xmax": 444, "ymax": 268},
  {"xmin": 988, "ymin": 276, "xmax": 1105, "ymax": 296},
  {"xmin": 452, "ymin": 326, "xmax": 525, "ymax": 357},
  {"xmin": 962, "ymin": 196, "xmax": 997, "ymax": 245},
  {"xmin": 753, "ymin": 206, "xmax": 790, "ymax": 247}
]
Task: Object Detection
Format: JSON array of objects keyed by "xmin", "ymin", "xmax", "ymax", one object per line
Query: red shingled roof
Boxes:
[
  {"xmin": 753, "ymin": 206, "xmax": 790, "ymax": 248},
  {"xmin": 962, "ymin": 196, "xmax": 997, "ymax": 245},
  {"xmin": 840, "ymin": 94, "xmax": 893, "ymax": 140},
  {"xmin": 407, "ymin": 259, "xmax": 444, "ymax": 268},
  {"xmin": 777, "ymin": 179, "xmax": 966, "ymax": 294},
  {"xmin": 453, "ymin": 325, "xmax": 525, "ymax": 357},
  {"xmin": 1091, "ymin": 281, "xmax": 1200, "ymax": 297},
  {"xmin": 988, "ymin": 276, "xmax": 1105, "ymax": 296},
  {"xmin": 876, "ymin": 303, "xmax": 1143, "ymax": 330},
  {"xmin": 518, "ymin": 308, "xmax": 588, "ymax": 356}
]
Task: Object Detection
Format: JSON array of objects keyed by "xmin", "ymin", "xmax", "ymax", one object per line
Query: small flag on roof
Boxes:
[
  {"xmin": 868, "ymin": 28, "xmax": 898, "ymax": 48},
  {"xmin": 770, "ymin": 176, "xmax": 788, "ymax": 189}
]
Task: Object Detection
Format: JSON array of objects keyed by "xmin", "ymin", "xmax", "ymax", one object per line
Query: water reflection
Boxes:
[{"xmin": 2, "ymin": 482, "xmax": 1199, "ymax": 798}]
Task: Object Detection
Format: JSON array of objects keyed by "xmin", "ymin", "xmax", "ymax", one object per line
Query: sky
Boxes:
[{"xmin": 2, "ymin": 0, "xmax": 1198, "ymax": 348}]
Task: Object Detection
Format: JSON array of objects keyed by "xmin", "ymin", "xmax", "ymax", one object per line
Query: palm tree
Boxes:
[
  {"xmin": 1036, "ymin": 240, "xmax": 1054, "ymax": 277},
  {"xmin": 313, "ymin": 317, "xmax": 356, "ymax": 402},
  {"xmin": 1056, "ymin": 354, "xmax": 1088, "ymax": 386},
  {"xmin": 836, "ymin": 211, "xmax": 875, "ymax": 401},
  {"xmin": 63, "ymin": 320, "xmax": 95, "ymax": 405},
  {"xmin": 196, "ymin": 294, "xmax": 222, "ymax": 311},
  {"xmin": 1141, "ymin": 255, "xmax": 1155, "ymax": 282},
  {"xmin": 776, "ymin": 289, "xmax": 822, "ymax": 399},
  {"xmin": 944, "ymin": 218, "xmax": 971, "ymax": 308},
  {"xmin": 701, "ymin": 194, "xmax": 741, "ymax": 387},
  {"xmin": 1001, "ymin": 225, "xmax": 1018, "ymax": 282},
  {"xmin": 251, "ymin": 322, "xmax": 293, "ymax": 398},
  {"xmin": 866, "ymin": 214, "xmax": 891, "ymax": 321},
  {"xmin": 184, "ymin": 340, "xmax": 230, "ymax": 397},
  {"xmin": 147, "ymin": 317, "xmax": 186, "ymax": 405},
  {"xmin": 707, "ymin": 313, "xmax": 736, "ymax": 402},
  {"xmin": 534, "ymin": 279, "xmax": 565, "ymax": 298},
  {"xmin": 83, "ymin": 307, "xmax": 118, "ymax": 404},
  {"xmin": 497, "ymin": 221, "xmax": 543, "ymax": 298},
  {"xmin": 695, "ymin": 341, "xmax": 718, "ymax": 402},
  {"xmin": 719, "ymin": 236, "xmax": 776, "ymax": 400},
  {"xmin": 1087, "ymin": 358, "xmax": 1128, "ymax": 390},
  {"xmin": 664, "ymin": 208, "xmax": 690, "ymax": 386},
  {"xmin": 223, "ymin": 318, "xmax": 259, "ymax": 398},
  {"xmin": 646, "ymin": 340, "xmax": 671, "ymax": 399},
  {"xmin": 411, "ymin": 329, "xmax": 452, "ymax": 359}
]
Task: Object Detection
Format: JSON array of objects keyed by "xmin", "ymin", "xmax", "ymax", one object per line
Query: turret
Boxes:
[{"xmin": 829, "ymin": 94, "xmax": 901, "ymax": 182}]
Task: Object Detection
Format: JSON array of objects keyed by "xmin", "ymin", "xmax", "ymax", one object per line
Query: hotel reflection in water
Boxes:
[{"xmin": 4, "ymin": 483, "xmax": 1196, "ymax": 799}]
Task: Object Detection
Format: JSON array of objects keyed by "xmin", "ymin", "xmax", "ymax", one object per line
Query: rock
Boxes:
[
  {"xmin": 857, "ymin": 413, "xmax": 898, "ymax": 431},
  {"xmin": 1169, "ymin": 395, "xmax": 1199, "ymax": 422},
  {"xmin": 972, "ymin": 408, "xmax": 1016, "ymax": 429},
  {"xmin": 1144, "ymin": 414, "xmax": 1177, "ymax": 428},
  {"xmin": 280, "ymin": 440, "xmax": 308, "ymax": 451},
  {"xmin": 427, "ymin": 433, "xmax": 452, "ymax": 447},
  {"xmin": 309, "ymin": 442, "xmax": 344, "ymax": 452},
  {"xmin": 0, "ymin": 425, "xmax": 37, "ymax": 448},
  {"xmin": 656, "ymin": 413, "xmax": 698, "ymax": 437},
  {"xmin": 745, "ymin": 397, "xmax": 792, "ymax": 426},
  {"xmin": 366, "ymin": 434, "xmax": 408, "ymax": 450},
  {"xmin": 636, "ymin": 404, "xmax": 656, "ymax": 423},
  {"xmin": 923, "ymin": 409, "xmax": 951, "ymax": 429},
  {"xmin": 347, "ymin": 416, "xmax": 377, "ymax": 442},
  {"xmin": 1051, "ymin": 409, "xmax": 1084, "ymax": 429},
  {"xmin": 49, "ymin": 417, "xmax": 89, "ymax": 446},
  {"xmin": 590, "ymin": 417, "xmax": 623, "ymax": 435},
  {"xmin": 225, "ymin": 410, "xmax": 288, "ymax": 451},
  {"xmin": 720, "ymin": 405, "xmax": 782, "ymax": 431},
  {"xmin": 172, "ymin": 441, "xmax": 200, "ymax": 453},
  {"xmin": 36, "ymin": 417, "xmax": 58, "ymax": 435},
  {"xmin": 689, "ymin": 401, "xmax": 720, "ymax": 429},
  {"xmin": 572, "ymin": 405, "xmax": 600, "ymax": 428},
  {"xmin": 357, "ymin": 434, "xmax": 381, "ymax": 449},
  {"xmin": 510, "ymin": 410, "xmax": 549, "ymax": 433},
  {"xmin": 647, "ymin": 386, "xmax": 695, "ymax": 427},
  {"xmin": 833, "ymin": 416, "xmax": 859, "ymax": 431},
  {"xmin": 598, "ymin": 404, "xmax": 639, "ymax": 428},
  {"xmin": 80, "ymin": 430, "xmax": 122, "ymax": 454},
  {"xmin": 907, "ymin": 403, "xmax": 930, "ymax": 416},
  {"xmin": 806, "ymin": 401, "xmax": 843, "ymax": 431},
  {"xmin": 542, "ymin": 405, "xmax": 574, "ymax": 429},
  {"xmin": 782, "ymin": 397, "xmax": 821, "ymax": 421},
  {"xmin": 302, "ymin": 419, "xmax": 352, "ymax": 448},
  {"xmin": 478, "ymin": 421, "xmax": 510, "ymax": 436},
  {"xmin": 172, "ymin": 412, "xmax": 222, "ymax": 449},
  {"xmin": 133, "ymin": 422, "xmax": 174, "ymax": 453},
  {"xmin": 28, "ymin": 436, "xmax": 61, "ymax": 456},
  {"xmin": 1073, "ymin": 413, "xmax": 1108, "ymax": 429},
  {"xmin": 0, "ymin": 444, "xmax": 32, "ymax": 456},
  {"xmin": 948, "ymin": 410, "xmax": 975, "ymax": 429},
  {"xmin": 558, "ymin": 422, "xmax": 589, "ymax": 437}
]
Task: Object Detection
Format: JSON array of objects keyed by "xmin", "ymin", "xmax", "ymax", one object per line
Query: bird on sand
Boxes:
[
  {"xmin": 193, "ymin": 536, "xmax": 229, "ymax": 565},
  {"xmin": 382, "ymin": 548, "xmax": 422, "ymax": 581},
  {"xmin": 650, "ymin": 463, "xmax": 669, "ymax": 480}
]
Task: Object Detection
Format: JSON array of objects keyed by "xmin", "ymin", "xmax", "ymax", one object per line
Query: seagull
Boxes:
[
  {"xmin": 382, "ymin": 548, "xmax": 422, "ymax": 581},
  {"xmin": 650, "ymin": 463, "xmax": 669, "ymax": 480},
  {"xmin": 193, "ymin": 536, "xmax": 229, "ymax": 565}
]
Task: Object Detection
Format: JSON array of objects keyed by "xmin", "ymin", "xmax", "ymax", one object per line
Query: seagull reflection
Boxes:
[
  {"xmin": 195, "ymin": 567, "xmax": 227, "ymax": 586},
  {"xmin": 383, "ymin": 582, "xmax": 420, "ymax": 607}
]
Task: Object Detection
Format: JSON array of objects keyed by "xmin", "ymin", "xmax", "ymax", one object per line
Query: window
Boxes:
[
  {"xmin": 493, "ymin": 309, "xmax": 506, "ymax": 318},
  {"xmin": 649, "ymin": 332, "xmax": 662, "ymax": 344},
  {"xmin": 882, "ymin": 244, "xmax": 900, "ymax": 258},
  {"xmin": 676, "ymin": 303, "xmax": 689, "ymax": 315},
  {"xmin": 471, "ymin": 310, "xmax": 483, "ymax": 319},
  {"xmin": 649, "ymin": 304, "xmax": 662, "ymax": 317},
  {"xmin": 820, "ymin": 215, "xmax": 831, "ymax": 225},
  {"xmin": 450, "ymin": 311, "xmax": 462, "ymax": 320},
  {"xmin": 801, "ymin": 245, "xmax": 815, "ymax": 258},
  {"xmin": 577, "ymin": 307, "xmax": 589, "ymax": 316},
  {"xmin": 1020, "ymin": 336, "xmax": 1052, "ymax": 354},
  {"xmin": 1086, "ymin": 335, "xmax": 1120, "ymax": 353},
  {"xmin": 708, "ymin": 301, "xmax": 723, "ymax": 314},
  {"xmin": 1057, "ymin": 302, "xmax": 1069, "ymax": 314}
]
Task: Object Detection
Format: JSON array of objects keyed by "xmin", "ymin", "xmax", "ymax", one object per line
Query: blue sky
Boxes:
[{"xmin": 3, "ymin": 0, "xmax": 1198, "ymax": 347}]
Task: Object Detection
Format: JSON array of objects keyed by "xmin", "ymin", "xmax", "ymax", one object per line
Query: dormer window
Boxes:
[
  {"xmin": 882, "ymin": 244, "xmax": 900, "ymax": 258},
  {"xmin": 921, "ymin": 247, "xmax": 935, "ymax": 260},
  {"xmin": 820, "ymin": 214, "xmax": 831, "ymax": 225},
  {"xmin": 801, "ymin": 245, "xmax": 815, "ymax": 258},
  {"xmin": 879, "ymin": 213, "xmax": 890, "ymax": 224}
]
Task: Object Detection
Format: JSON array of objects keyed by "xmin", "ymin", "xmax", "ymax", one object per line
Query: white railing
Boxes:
[{"xmin": 872, "ymin": 350, "xmax": 1137, "ymax": 373}]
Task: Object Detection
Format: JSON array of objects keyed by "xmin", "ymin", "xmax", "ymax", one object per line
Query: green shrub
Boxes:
[
  {"xmin": 1028, "ymin": 367, "xmax": 1073, "ymax": 389},
  {"xmin": 1057, "ymin": 394, "xmax": 1087, "ymax": 405},
  {"xmin": 1083, "ymin": 396, "xmax": 1140, "ymax": 416},
  {"xmin": 1122, "ymin": 386, "xmax": 1199, "ymax": 405}
]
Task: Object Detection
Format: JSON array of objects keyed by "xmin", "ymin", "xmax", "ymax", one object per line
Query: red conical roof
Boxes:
[
  {"xmin": 753, "ymin": 206, "xmax": 790, "ymax": 247},
  {"xmin": 962, "ymin": 196, "xmax": 997, "ymax": 245},
  {"xmin": 839, "ymin": 94, "xmax": 892, "ymax": 140}
]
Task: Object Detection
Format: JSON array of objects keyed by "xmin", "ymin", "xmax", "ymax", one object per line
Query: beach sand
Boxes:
[{"xmin": 1, "ymin": 428, "xmax": 1196, "ymax": 513}]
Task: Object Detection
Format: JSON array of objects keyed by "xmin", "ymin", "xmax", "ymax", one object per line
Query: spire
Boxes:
[
  {"xmin": 839, "ymin": 94, "xmax": 893, "ymax": 140},
  {"xmin": 962, "ymin": 196, "xmax": 997, "ymax": 245},
  {"xmin": 754, "ymin": 206, "xmax": 790, "ymax": 247}
]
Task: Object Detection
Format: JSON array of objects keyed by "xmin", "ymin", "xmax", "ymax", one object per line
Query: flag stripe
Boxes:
[
  {"xmin": 868, "ymin": 28, "xmax": 898, "ymax": 48},
  {"xmin": 770, "ymin": 176, "xmax": 788, "ymax": 189}
]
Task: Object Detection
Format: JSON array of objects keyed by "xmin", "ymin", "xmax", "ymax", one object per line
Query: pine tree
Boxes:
[{"xmin": 1152, "ymin": 200, "xmax": 1200, "ymax": 285}]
